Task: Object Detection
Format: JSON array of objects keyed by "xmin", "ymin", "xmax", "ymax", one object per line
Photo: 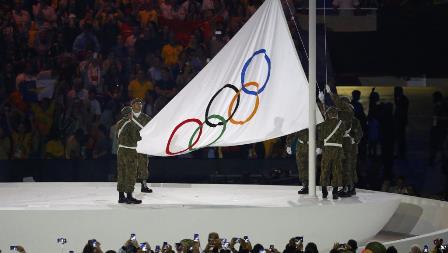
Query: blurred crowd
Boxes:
[{"xmin": 7, "ymin": 233, "xmax": 448, "ymax": 253}]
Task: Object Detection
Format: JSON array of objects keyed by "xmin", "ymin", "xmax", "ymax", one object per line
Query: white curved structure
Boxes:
[{"xmin": 0, "ymin": 183, "xmax": 405, "ymax": 253}]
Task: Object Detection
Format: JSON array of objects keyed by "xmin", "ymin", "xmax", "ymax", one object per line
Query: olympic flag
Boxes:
[{"xmin": 137, "ymin": 0, "xmax": 323, "ymax": 156}]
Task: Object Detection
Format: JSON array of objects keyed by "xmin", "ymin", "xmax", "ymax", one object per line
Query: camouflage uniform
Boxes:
[
  {"xmin": 116, "ymin": 110, "xmax": 140, "ymax": 193},
  {"xmin": 131, "ymin": 112, "xmax": 152, "ymax": 181},
  {"xmin": 332, "ymin": 94, "xmax": 356, "ymax": 187},
  {"xmin": 286, "ymin": 129, "xmax": 309, "ymax": 185},
  {"xmin": 317, "ymin": 108, "xmax": 346, "ymax": 188}
]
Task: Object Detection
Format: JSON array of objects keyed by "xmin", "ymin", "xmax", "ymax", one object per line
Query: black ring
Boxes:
[{"xmin": 205, "ymin": 84, "xmax": 240, "ymax": 127}]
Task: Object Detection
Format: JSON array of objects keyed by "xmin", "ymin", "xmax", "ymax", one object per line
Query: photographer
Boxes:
[
  {"xmin": 283, "ymin": 238, "xmax": 303, "ymax": 253},
  {"xmin": 83, "ymin": 240, "xmax": 104, "ymax": 253},
  {"xmin": 204, "ymin": 232, "xmax": 223, "ymax": 253},
  {"xmin": 229, "ymin": 237, "xmax": 253, "ymax": 253}
]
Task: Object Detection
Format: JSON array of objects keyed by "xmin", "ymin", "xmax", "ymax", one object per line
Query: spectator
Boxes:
[
  {"xmin": 394, "ymin": 87, "xmax": 409, "ymax": 159},
  {"xmin": 44, "ymin": 129, "xmax": 65, "ymax": 159},
  {"xmin": 156, "ymin": 68, "xmax": 177, "ymax": 98},
  {"xmin": 364, "ymin": 242, "xmax": 386, "ymax": 253},
  {"xmin": 83, "ymin": 240, "xmax": 104, "ymax": 253},
  {"xmin": 304, "ymin": 242, "xmax": 318, "ymax": 253},
  {"xmin": 65, "ymin": 129, "xmax": 84, "ymax": 160},
  {"xmin": 0, "ymin": 125, "xmax": 11, "ymax": 160},
  {"xmin": 161, "ymin": 33, "xmax": 183, "ymax": 66},
  {"xmin": 88, "ymin": 89, "xmax": 102, "ymax": 123},
  {"xmin": 79, "ymin": 51, "xmax": 103, "ymax": 92},
  {"xmin": 31, "ymin": 98, "xmax": 55, "ymax": 138},
  {"xmin": 11, "ymin": 122, "xmax": 32, "ymax": 160},
  {"xmin": 92, "ymin": 125, "xmax": 110, "ymax": 160},
  {"xmin": 347, "ymin": 239, "xmax": 358, "ymax": 253},
  {"xmin": 73, "ymin": 22, "xmax": 101, "ymax": 54},
  {"xmin": 386, "ymin": 246, "xmax": 397, "ymax": 253},
  {"xmin": 409, "ymin": 245, "xmax": 422, "ymax": 253},
  {"xmin": 128, "ymin": 70, "xmax": 154, "ymax": 100},
  {"xmin": 67, "ymin": 78, "xmax": 89, "ymax": 102}
]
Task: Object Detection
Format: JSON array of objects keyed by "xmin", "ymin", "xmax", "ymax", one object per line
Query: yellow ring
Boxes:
[{"xmin": 227, "ymin": 82, "xmax": 260, "ymax": 125}]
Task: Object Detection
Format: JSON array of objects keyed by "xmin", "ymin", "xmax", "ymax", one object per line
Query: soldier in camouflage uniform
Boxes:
[
  {"xmin": 286, "ymin": 129, "xmax": 309, "ymax": 194},
  {"xmin": 317, "ymin": 106, "xmax": 347, "ymax": 199},
  {"xmin": 130, "ymin": 98, "xmax": 153, "ymax": 193},
  {"xmin": 116, "ymin": 106, "xmax": 142, "ymax": 204},
  {"xmin": 331, "ymin": 94, "xmax": 356, "ymax": 197}
]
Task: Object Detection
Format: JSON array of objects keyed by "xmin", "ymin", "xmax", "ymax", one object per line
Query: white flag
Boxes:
[{"xmin": 137, "ymin": 0, "xmax": 323, "ymax": 156}]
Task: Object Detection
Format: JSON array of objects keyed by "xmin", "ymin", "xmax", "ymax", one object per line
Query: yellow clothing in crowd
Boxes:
[
  {"xmin": 45, "ymin": 139, "xmax": 65, "ymax": 159},
  {"xmin": 31, "ymin": 102, "xmax": 55, "ymax": 137},
  {"xmin": 161, "ymin": 44, "xmax": 183, "ymax": 66},
  {"xmin": 138, "ymin": 9, "xmax": 158, "ymax": 26},
  {"xmin": 128, "ymin": 79, "xmax": 154, "ymax": 100}
]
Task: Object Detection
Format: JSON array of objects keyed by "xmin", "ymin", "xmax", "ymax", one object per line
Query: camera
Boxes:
[
  {"xmin": 141, "ymin": 243, "xmax": 148, "ymax": 252},
  {"xmin": 131, "ymin": 234, "xmax": 136, "ymax": 241},
  {"xmin": 423, "ymin": 245, "xmax": 429, "ymax": 253},
  {"xmin": 155, "ymin": 245, "xmax": 161, "ymax": 253},
  {"xmin": 163, "ymin": 242, "xmax": 168, "ymax": 249},
  {"xmin": 194, "ymin": 234, "xmax": 199, "ymax": 242},
  {"xmin": 57, "ymin": 238, "xmax": 67, "ymax": 244},
  {"xmin": 243, "ymin": 236, "xmax": 249, "ymax": 243},
  {"xmin": 10, "ymin": 246, "xmax": 18, "ymax": 251},
  {"xmin": 294, "ymin": 237, "xmax": 303, "ymax": 244}
]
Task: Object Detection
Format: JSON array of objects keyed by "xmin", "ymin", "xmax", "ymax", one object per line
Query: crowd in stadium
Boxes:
[{"xmin": 8, "ymin": 232, "xmax": 448, "ymax": 253}]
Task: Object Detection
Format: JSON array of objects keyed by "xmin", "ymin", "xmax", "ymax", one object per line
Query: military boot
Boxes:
[
  {"xmin": 141, "ymin": 184, "xmax": 153, "ymax": 193},
  {"xmin": 126, "ymin": 192, "xmax": 142, "ymax": 204},
  {"xmin": 118, "ymin": 192, "xmax": 127, "ymax": 203},
  {"xmin": 332, "ymin": 187, "xmax": 339, "ymax": 200},
  {"xmin": 322, "ymin": 186, "xmax": 328, "ymax": 199},
  {"xmin": 298, "ymin": 187, "xmax": 309, "ymax": 195},
  {"xmin": 349, "ymin": 186, "xmax": 356, "ymax": 196},
  {"xmin": 339, "ymin": 186, "xmax": 352, "ymax": 198}
]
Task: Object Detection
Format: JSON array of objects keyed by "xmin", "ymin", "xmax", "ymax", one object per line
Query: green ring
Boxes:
[{"xmin": 188, "ymin": 114, "xmax": 227, "ymax": 150}]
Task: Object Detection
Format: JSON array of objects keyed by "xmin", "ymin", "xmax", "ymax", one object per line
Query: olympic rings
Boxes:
[
  {"xmin": 205, "ymin": 84, "xmax": 240, "ymax": 127},
  {"xmin": 188, "ymin": 114, "xmax": 227, "ymax": 150},
  {"xmin": 166, "ymin": 118, "xmax": 203, "ymax": 155},
  {"xmin": 228, "ymin": 82, "xmax": 260, "ymax": 125},
  {"xmin": 165, "ymin": 49, "xmax": 271, "ymax": 155},
  {"xmin": 240, "ymin": 49, "xmax": 271, "ymax": 96}
]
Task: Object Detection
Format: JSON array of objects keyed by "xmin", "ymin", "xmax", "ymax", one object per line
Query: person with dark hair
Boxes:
[
  {"xmin": 83, "ymin": 240, "xmax": 103, "ymax": 253},
  {"xmin": 347, "ymin": 239, "xmax": 358, "ymax": 252},
  {"xmin": 385, "ymin": 246, "xmax": 397, "ymax": 253},
  {"xmin": 393, "ymin": 86, "xmax": 409, "ymax": 159},
  {"xmin": 304, "ymin": 242, "xmax": 318, "ymax": 253},
  {"xmin": 73, "ymin": 22, "xmax": 101, "ymax": 54}
]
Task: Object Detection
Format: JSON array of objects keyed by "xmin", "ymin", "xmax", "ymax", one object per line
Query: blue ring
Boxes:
[{"xmin": 240, "ymin": 49, "xmax": 271, "ymax": 95}]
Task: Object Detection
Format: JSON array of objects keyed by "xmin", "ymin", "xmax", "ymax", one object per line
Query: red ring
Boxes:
[{"xmin": 166, "ymin": 118, "xmax": 203, "ymax": 155}]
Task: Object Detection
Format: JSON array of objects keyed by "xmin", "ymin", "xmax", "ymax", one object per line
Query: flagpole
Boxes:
[{"xmin": 308, "ymin": 0, "xmax": 317, "ymax": 197}]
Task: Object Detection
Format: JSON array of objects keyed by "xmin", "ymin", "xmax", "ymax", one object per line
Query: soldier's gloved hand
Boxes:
[
  {"xmin": 326, "ymin": 84, "xmax": 332, "ymax": 93},
  {"xmin": 351, "ymin": 138, "xmax": 355, "ymax": 144},
  {"xmin": 318, "ymin": 91, "xmax": 325, "ymax": 103},
  {"xmin": 316, "ymin": 148, "xmax": 322, "ymax": 155},
  {"xmin": 286, "ymin": 147, "xmax": 292, "ymax": 155}
]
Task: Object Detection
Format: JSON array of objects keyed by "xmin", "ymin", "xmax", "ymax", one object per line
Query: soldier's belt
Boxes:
[
  {"xmin": 324, "ymin": 143, "xmax": 343, "ymax": 148},
  {"xmin": 118, "ymin": 144, "xmax": 137, "ymax": 150}
]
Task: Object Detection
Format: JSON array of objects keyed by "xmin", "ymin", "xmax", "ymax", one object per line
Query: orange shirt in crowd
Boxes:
[
  {"xmin": 161, "ymin": 44, "xmax": 183, "ymax": 65},
  {"xmin": 128, "ymin": 79, "xmax": 154, "ymax": 100}
]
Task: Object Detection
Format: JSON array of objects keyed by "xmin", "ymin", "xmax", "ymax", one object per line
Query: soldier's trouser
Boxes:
[
  {"xmin": 296, "ymin": 152, "xmax": 308, "ymax": 185},
  {"xmin": 350, "ymin": 151, "xmax": 359, "ymax": 184},
  {"xmin": 320, "ymin": 147, "xmax": 344, "ymax": 187},
  {"xmin": 136, "ymin": 153, "xmax": 149, "ymax": 181},
  {"xmin": 342, "ymin": 137, "xmax": 354, "ymax": 186},
  {"xmin": 117, "ymin": 147, "xmax": 137, "ymax": 193}
]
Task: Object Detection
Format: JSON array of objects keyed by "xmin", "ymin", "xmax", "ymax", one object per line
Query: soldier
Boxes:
[
  {"xmin": 317, "ymin": 106, "xmax": 346, "ymax": 199},
  {"xmin": 130, "ymin": 98, "xmax": 153, "ymax": 193},
  {"xmin": 116, "ymin": 106, "xmax": 142, "ymax": 204},
  {"xmin": 286, "ymin": 129, "xmax": 309, "ymax": 194}
]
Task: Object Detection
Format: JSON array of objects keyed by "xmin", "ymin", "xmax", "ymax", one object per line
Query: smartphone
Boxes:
[
  {"xmin": 155, "ymin": 245, "xmax": 161, "ymax": 253},
  {"xmin": 244, "ymin": 236, "xmax": 249, "ymax": 243},
  {"xmin": 440, "ymin": 245, "xmax": 447, "ymax": 250},
  {"xmin": 141, "ymin": 243, "xmax": 148, "ymax": 251},
  {"xmin": 57, "ymin": 238, "xmax": 67, "ymax": 244},
  {"xmin": 194, "ymin": 234, "xmax": 199, "ymax": 242},
  {"xmin": 215, "ymin": 30, "xmax": 222, "ymax": 35},
  {"xmin": 295, "ymin": 237, "xmax": 303, "ymax": 243},
  {"xmin": 423, "ymin": 245, "xmax": 429, "ymax": 253},
  {"xmin": 131, "ymin": 234, "xmax": 136, "ymax": 241},
  {"xmin": 338, "ymin": 243, "xmax": 346, "ymax": 249},
  {"xmin": 10, "ymin": 246, "xmax": 18, "ymax": 251},
  {"xmin": 163, "ymin": 242, "xmax": 168, "ymax": 249},
  {"xmin": 90, "ymin": 239, "xmax": 97, "ymax": 248}
]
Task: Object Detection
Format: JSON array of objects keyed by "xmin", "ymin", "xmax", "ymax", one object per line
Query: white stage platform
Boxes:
[{"xmin": 0, "ymin": 183, "xmax": 402, "ymax": 252}]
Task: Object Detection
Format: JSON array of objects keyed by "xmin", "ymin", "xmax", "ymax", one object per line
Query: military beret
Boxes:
[
  {"xmin": 131, "ymin": 98, "xmax": 143, "ymax": 105},
  {"xmin": 121, "ymin": 106, "xmax": 132, "ymax": 116}
]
